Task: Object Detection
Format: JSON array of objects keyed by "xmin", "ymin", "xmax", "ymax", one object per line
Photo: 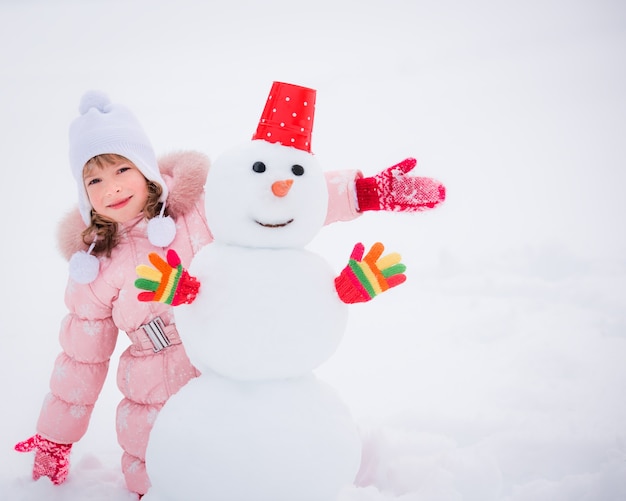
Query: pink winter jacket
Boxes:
[{"xmin": 35, "ymin": 150, "xmax": 362, "ymax": 490}]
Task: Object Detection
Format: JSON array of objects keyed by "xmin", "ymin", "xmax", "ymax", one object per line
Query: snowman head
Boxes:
[
  {"xmin": 204, "ymin": 140, "xmax": 328, "ymax": 248},
  {"xmin": 205, "ymin": 82, "xmax": 329, "ymax": 249}
]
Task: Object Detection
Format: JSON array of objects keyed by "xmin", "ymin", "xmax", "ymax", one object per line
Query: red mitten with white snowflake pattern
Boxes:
[
  {"xmin": 355, "ymin": 158, "xmax": 446, "ymax": 212},
  {"xmin": 15, "ymin": 434, "xmax": 72, "ymax": 485}
]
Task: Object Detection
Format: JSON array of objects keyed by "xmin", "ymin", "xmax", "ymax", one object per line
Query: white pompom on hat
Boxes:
[{"xmin": 69, "ymin": 90, "xmax": 170, "ymax": 226}]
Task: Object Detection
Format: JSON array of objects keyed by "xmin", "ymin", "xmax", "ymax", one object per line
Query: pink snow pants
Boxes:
[{"xmin": 117, "ymin": 319, "xmax": 200, "ymax": 494}]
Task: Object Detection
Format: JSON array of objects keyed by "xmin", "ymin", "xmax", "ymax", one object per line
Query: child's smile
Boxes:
[{"xmin": 108, "ymin": 196, "xmax": 132, "ymax": 210}]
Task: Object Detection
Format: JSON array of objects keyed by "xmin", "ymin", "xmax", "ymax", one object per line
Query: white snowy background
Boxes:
[{"xmin": 1, "ymin": 0, "xmax": 625, "ymax": 499}]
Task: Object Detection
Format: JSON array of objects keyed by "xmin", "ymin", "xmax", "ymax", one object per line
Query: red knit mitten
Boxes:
[
  {"xmin": 355, "ymin": 158, "xmax": 446, "ymax": 212},
  {"xmin": 15, "ymin": 434, "xmax": 72, "ymax": 485},
  {"xmin": 135, "ymin": 249, "xmax": 201, "ymax": 306},
  {"xmin": 335, "ymin": 242, "xmax": 407, "ymax": 304}
]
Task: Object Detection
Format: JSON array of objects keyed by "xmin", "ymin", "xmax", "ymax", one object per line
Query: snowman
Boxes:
[{"xmin": 138, "ymin": 82, "xmax": 408, "ymax": 501}]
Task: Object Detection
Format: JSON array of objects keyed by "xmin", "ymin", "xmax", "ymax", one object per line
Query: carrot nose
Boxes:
[{"xmin": 271, "ymin": 179, "xmax": 294, "ymax": 197}]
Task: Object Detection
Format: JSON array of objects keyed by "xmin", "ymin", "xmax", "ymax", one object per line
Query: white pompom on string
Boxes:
[
  {"xmin": 68, "ymin": 205, "xmax": 176, "ymax": 284},
  {"xmin": 147, "ymin": 205, "xmax": 176, "ymax": 247},
  {"xmin": 69, "ymin": 241, "xmax": 100, "ymax": 284}
]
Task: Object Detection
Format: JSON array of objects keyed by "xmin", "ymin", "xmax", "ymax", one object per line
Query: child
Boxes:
[{"xmin": 15, "ymin": 90, "xmax": 445, "ymax": 497}]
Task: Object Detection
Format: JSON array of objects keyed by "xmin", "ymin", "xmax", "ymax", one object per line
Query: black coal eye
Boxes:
[
  {"xmin": 292, "ymin": 164, "xmax": 304, "ymax": 176},
  {"xmin": 252, "ymin": 161, "xmax": 266, "ymax": 173}
]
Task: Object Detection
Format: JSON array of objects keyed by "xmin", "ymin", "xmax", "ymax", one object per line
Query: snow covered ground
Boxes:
[{"xmin": 1, "ymin": 0, "xmax": 625, "ymax": 499}]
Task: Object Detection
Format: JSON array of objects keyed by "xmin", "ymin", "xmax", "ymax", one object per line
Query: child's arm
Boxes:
[
  {"xmin": 324, "ymin": 158, "xmax": 446, "ymax": 224},
  {"xmin": 16, "ymin": 280, "xmax": 118, "ymax": 485}
]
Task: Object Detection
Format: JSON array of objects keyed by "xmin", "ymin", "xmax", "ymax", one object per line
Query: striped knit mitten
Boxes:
[
  {"xmin": 135, "ymin": 249, "xmax": 200, "ymax": 306},
  {"xmin": 335, "ymin": 242, "xmax": 406, "ymax": 304}
]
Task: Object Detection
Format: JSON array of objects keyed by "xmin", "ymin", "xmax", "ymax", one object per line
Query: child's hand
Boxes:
[
  {"xmin": 335, "ymin": 242, "xmax": 406, "ymax": 304},
  {"xmin": 355, "ymin": 158, "xmax": 446, "ymax": 212},
  {"xmin": 135, "ymin": 249, "xmax": 200, "ymax": 306},
  {"xmin": 15, "ymin": 435, "xmax": 72, "ymax": 485}
]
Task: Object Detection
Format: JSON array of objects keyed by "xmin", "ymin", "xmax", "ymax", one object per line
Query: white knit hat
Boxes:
[
  {"xmin": 69, "ymin": 90, "xmax": 169, "ymax": 226},
  {"xmin": 67, "ymin": 91, "xmax": 176, "ymax": 284}
]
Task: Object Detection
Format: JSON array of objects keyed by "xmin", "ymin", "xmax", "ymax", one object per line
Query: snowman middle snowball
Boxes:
[{"xmin": 176, "ymin": 139, "xmax": 347, "ymax": 380}]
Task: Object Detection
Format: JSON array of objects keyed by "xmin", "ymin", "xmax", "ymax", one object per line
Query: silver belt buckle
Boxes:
[{"xmin": 142, "ymin": 317, "xmax": 171, "ymax": 353}]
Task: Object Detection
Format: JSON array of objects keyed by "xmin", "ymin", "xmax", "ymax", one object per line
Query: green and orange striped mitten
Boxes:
[
  {"xmin": 335, "ymin": 242, "xmax": 406, "ymax": 304},
  {"xmin": 135, "ymin": 249, "xmax": 200, "ymax": 306}
]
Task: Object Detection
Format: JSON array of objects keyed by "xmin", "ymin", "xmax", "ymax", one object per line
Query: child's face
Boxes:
[{"xmin": 84, "ymin": 157, "xmax": 149, "ymax": 223}]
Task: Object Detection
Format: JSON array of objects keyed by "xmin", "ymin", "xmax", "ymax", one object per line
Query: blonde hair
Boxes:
[{"xmin": 81, "ymin": 154, "xmax": 166, "ymax": 257}]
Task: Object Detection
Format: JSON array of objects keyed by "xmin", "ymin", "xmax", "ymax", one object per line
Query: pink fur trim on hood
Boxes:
[{"xmin": 57, "ymin": 150, "xmax": 210, "ymax": 261}]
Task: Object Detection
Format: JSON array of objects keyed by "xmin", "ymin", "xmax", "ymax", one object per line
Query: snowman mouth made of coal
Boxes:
[{"xmin": 255, "ymin": 218, "xmax": 294, "ymax": 228}]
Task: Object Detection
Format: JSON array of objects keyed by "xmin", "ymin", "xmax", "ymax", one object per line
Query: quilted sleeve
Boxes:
[
  {"xmin": 324, "ymin": 170, "xmax": 363, "ymax": 225},
  {"xmin": 36, "ymin": 280, "xmax": 119, "ymax": 444}
]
